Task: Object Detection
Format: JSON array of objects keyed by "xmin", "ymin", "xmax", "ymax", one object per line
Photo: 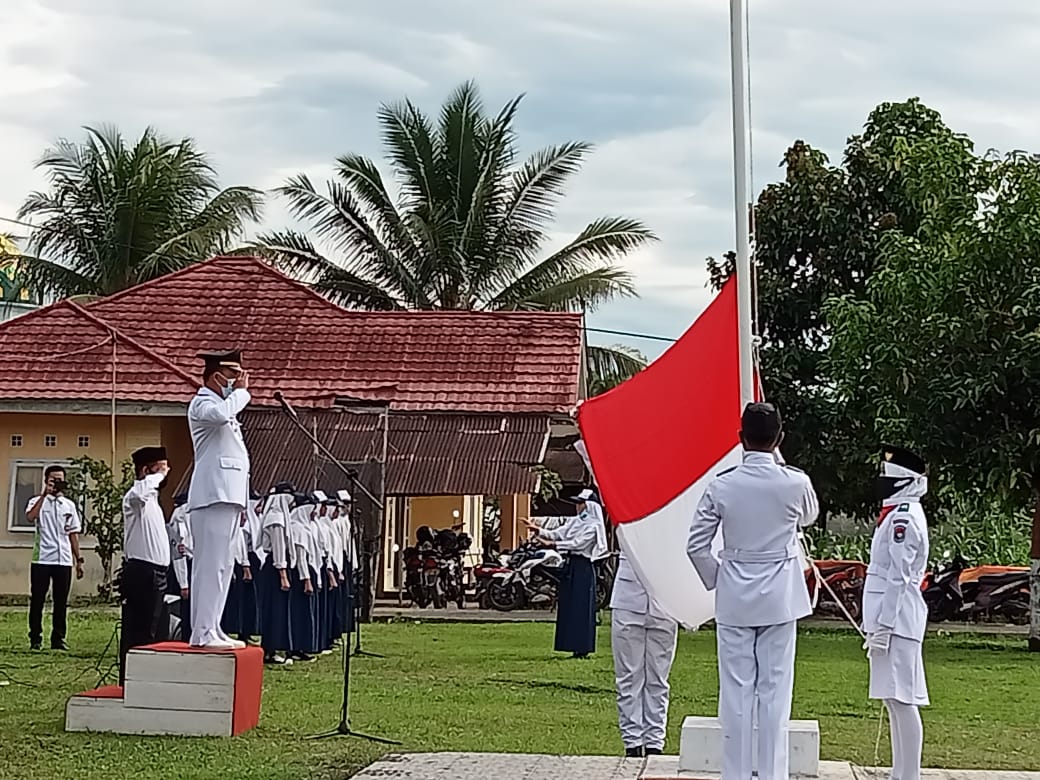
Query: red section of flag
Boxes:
[{"xmin": 577, "ymin": 278, "xmax": 742, "ymax": 524}]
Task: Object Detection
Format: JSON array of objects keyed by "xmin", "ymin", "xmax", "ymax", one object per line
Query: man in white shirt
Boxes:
[
  {"xmin": 187, "ymin": 348, "xmax": 251, "ymax": 650},
  {"xmin": 26, "ymin": 465, "xmax": 83, "ymax": 651},
  {"xmin": 119, "ymin": 446, "xmax": 173, "ymax": 683}
]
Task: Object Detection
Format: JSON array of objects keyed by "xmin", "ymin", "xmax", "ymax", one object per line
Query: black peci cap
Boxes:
[
  {"xmin": 131, "ymin": 446, "xmax": 167, "ymax": 472},
  {"xmin": 741, "ymin": 402, "xmax": 783, "ymax": 444},
  {"xmin": 881, "ymin": 444, "xmax": 927, "ymax": 475},
  {"xmin": 196, "ymin": 348, "xmax": 243, "ymax": 374}
]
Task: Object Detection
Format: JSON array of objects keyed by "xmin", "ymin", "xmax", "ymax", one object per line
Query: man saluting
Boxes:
[
  {"xmin": 187, "ymin": 349, "xmax": 251, "ymax": 650},
  {"xmin": 687, "ymin": 402, "xmax": 819, "ymax": 780}
]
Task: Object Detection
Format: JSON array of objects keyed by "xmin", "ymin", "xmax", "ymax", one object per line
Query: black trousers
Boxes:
[
  {"xmin": 119, "ymin": 559, "xmax": 169, "ymax": 685},
  {"xmin": 29, "ymin": 563, "xmax": 73, "ymax": 647}
]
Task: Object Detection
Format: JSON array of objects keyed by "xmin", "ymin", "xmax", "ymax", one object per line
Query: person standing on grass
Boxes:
[
  {"xmin": 26, "ymin": 464, "xmax": 84, "ymax": 652},
  {"xmin": 686, "ymin": 402, "xmax": 819, "ymax": 780},
  {"xmin": 167, "ymin": 492, "xmax": 193, "ymax": 641},
  {"xmin": 863, "ymin": 445, "xmax": 931, "ymax": 780},
  {"xmin": 523, "ymin": 488, "xmax": 608, "ymax": 659},
  {"xmin": 119, "ymin": 446, "xmax": 172, "ymax": 684},
  {"xmin": 610, "ymin": 548, "xmax": 678, "ymax": 758}
]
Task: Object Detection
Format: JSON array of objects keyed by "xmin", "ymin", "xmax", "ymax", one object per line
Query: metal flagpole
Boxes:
[{"xmin": 729, "ymin": 0, "xmax": 756, "ymax": 409}]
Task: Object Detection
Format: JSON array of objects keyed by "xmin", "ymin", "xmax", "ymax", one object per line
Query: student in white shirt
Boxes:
[
  {"xmin": 26, "ymin": 465, "xmax": 83, "ymax": 651},
  {"xmin": 118, "ymin": 447, "xmax": 172, "ymax": 684}
]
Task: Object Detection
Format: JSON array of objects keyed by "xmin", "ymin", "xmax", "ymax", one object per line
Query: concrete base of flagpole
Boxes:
[{"xmin": 678, "ymin": 716, "xmax": 821, "ymax": 777}]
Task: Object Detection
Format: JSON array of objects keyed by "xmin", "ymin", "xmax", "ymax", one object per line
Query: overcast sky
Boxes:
[{"xmin": 2, "ymin": 0, "xmax": 1037, "ymax": 359}]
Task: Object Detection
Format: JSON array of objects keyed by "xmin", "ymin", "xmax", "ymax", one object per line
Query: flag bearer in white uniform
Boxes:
[
  {"xmin": 687, "ymin": 402, "xmax": 819, "ymax": 780},
  {"xmin": 610, "ymin": 550, "xmax": 678, "ymax": 758},
  {"xmin": 863, "ymin": 445, "xmax": 930, "ymax": 780},
  {"xmin": 187, "ymin": 348, "xmax": 251, "ymax": 650}
]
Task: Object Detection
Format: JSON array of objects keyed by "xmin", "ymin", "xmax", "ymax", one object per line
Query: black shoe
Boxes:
[
  {"xmin": 572, "ymin": 652, "xmax": 590, "ymax": 659},
  {"xmin": 51, "ymin": 640, "xmax": 69, "ymax": 651},
  {"xmin": 624, "ymin": 747, "xmax": 644, "ymax": 758},
  {"xmin": 644, "ymin": 747, "xmax": 662, "ymax": 756},
  {"xmin": 292, "ymin": 652, "xmax": 316, "ymax": 663},
  {"xmin": 30, "ymin": 642, "xmax": 41, "ymax": 651}
]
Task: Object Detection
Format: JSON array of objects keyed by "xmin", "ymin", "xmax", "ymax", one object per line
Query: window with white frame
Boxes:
[
  {"xmin": 7, "ymin": 460, "xmax": 77, "ymax": 533},
  {"xmin": 10, "ymin": 434, "xmax": 22, "ymax": 448},
  {"xmin": 44, "ymin": 435, "xmax": 57, "ymax": 448},
  {"xmin": 77, "ymin": 435, "xmax": 90, "ymax": 448}
]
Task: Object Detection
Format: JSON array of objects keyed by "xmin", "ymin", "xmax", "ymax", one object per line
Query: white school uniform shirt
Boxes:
[
  {"xmin": 687, "ymin": 451, "xmax": 819, "ymax": 627},
  {"xmin": 862, "ymin": 498, "xmax": 930, "ymax": 641},
  {"xmin": 27, "ymin": 494, "xmax": 82, "ymax": 566},
  {"xmin": 122, "ymin": 473, "xmax": 171, "ymax": 567},
  {"xmin": 540, "ymin": 513, "xmax": 600, "ymax": 559},
  {"xmin": 320, "ymin": 513, "xmax": 343, "ymax": 575},
  {"xmin": 168, "ymin": 505, "xmax": 193, "ymax": 589},
  {"xmin": 186, "ymin": 386, "xmax": 251, "ymax": 511}
]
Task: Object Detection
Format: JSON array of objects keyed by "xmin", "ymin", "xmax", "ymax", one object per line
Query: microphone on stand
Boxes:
[{"xmin": 272, "ymin": 390, "xmax": 300, "ymax": 421}]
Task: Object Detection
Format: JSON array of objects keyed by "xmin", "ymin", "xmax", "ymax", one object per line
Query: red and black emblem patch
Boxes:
[{"xmin": 893, "ymin": 523, "xmax": 907, "ymax": 543}]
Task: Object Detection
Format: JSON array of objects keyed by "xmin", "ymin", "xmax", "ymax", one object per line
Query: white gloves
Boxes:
[{"xmin": 863, "ymin": 629, "xmax": 891, "ymax": 657}]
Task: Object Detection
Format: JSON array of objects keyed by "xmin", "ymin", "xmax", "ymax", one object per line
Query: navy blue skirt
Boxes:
[
  {"xmin": 554, "ymin": 555, "xmax": 596, "ymax": 655},
  {"xmin": 259, "ymin": 561, "xmax": 291, "ymax": 654},
  {"xmin": 289, "ymin": 566, "xmax": 320, "ymax": 654}
]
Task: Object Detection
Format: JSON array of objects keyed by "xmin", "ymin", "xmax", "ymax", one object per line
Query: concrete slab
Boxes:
[{"xmin": 349, "ymin": 753, "xmax": 1040, "ymax": 780}]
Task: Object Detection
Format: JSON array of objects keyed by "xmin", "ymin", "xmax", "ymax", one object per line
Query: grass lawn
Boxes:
[{"xmin": 1, "ymin": 610, "xmax": 1038, "ymax": 779}]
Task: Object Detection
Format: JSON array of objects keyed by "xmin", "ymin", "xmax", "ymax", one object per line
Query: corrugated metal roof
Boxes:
[{"xmin": 175, "ymin": 409, "xmax": 549, "ymax": 498}]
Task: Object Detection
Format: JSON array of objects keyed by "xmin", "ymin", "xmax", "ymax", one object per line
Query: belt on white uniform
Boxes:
[{"xmin": 719, "ymin": 544, "xmax": 799, "ymax": 564}]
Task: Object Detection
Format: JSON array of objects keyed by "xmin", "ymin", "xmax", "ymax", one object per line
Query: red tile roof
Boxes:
[
  {"xmin": 0, "ymin": 256, "xmax": 584, "ymax": 413},
  {"xmin": 0, "ymin": 300, "xmax": 197, "ymax": 403}
]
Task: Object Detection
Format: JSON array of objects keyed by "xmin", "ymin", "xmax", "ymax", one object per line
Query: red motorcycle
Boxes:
[{"xmin": 804, "ymin": 559, "xmax": 867, "ymax": 623}]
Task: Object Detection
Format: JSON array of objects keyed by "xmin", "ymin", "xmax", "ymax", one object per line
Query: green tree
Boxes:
[
  {"xmin": 825, "ymin": 146, "xmax": 1040, "ymax": 650},
  {"xmin": 11, "ymin": 125, "xmax": 262, "ymax": 298},
  {"xmin": 585, "ymin": 343, "xmax": 647, "ymax": 396},
  {"xmin": 67, "ymin": 455, "xmax": 135, "ymax": 599},
  {"xmin": 707, "ymin": 98, "xmax": 978, "ymax": 521},
  {"xmin": 249, "ymin": 81, "xmax": 655, "ymax": 389}
]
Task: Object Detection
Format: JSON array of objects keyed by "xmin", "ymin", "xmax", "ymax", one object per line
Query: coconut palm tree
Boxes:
[
  {"xmin": 14, "ymin": 125, "xmax": 262, "ymax": 299},
  {"xmin": 249, "ymin": 81, "xmax": 653, "ymax": 390}
]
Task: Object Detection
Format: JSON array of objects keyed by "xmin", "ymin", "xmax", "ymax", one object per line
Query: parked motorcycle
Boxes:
[
  {"xmin": 433, "ymin": 528, "xmax": 471, "ymax": 609},
  {"xmin": 804, "ymin": 559, "xmax": 866, "ymax": 623},
  {"xmin": 922, "ymin": 556, "xmax": 1030, "ymax": 624},
  {"xmin": 485, "ymin": 543, "xmax": 617, "ymax": 612},
  {"xmin": 486, "ymin": 541, "xmax": 564, "ymax": 611},
  {"xmin": 402, "ymin": 526, "xmax": 443, "ymax": 608}
]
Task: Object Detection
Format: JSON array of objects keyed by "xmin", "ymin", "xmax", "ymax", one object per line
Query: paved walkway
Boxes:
[
  {"xmin": 371, "ymin": 604, "xmax": 1029, "ymax": 635},
  {"xmin": 351, "ymin": 753, "xmax": 1040, "ymax": 780}
]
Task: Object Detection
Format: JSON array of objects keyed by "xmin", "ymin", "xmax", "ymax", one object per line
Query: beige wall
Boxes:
[
  {"xmin": 408, "ymin": 495, "xmax": 465, "ymax": 539},
  {"xmin": 0, "ymin": 412, "xmax": 170, "ymax": 595},
  {"xmin": 498, "ymin": 493, "xmax": 531, "ymax": 552}
]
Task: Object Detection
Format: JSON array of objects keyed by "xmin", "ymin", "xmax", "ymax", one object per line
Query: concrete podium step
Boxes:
[
  {"xmin": 65, "ymin": 642, "xmax": 263, "ymax": 737},
  {"xmin": 679, "ymin": 716, "xmax": 820, "ymax": 776}
]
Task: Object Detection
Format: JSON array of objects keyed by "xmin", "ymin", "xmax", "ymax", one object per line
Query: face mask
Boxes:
[{"xmin": 876, "ymin": 476, "xmax": 912, "ymax": 502}]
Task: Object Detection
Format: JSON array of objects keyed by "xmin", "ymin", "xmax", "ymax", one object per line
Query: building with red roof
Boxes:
[{"xmin": 0, "ymin": 257, "xmax": 586, "ymax": 595}]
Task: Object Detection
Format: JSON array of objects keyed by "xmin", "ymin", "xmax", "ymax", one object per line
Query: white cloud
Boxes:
[{"xmin": 0, "ymin": 0, "xmax": 1036, "ymax": 362}]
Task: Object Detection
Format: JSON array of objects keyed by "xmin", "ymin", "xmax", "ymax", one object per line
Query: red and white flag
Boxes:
[{"xmin": 576, "ymin": 278, "xmax": 745, "ymax": 629}]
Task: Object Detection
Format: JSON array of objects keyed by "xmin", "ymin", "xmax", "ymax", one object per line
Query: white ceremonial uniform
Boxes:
[
  {"xmin": 610, "ymin": 551, "xmax": 678, "ymax": 752},
  {"xmin": 864, "ymin": 494, "xmax": 930, "ymax": 780},
  {"xmin": 687, "ymin": 450, "xmax": 819, "ymax": 780},
  {"xmin": 186, "ymin": 385, "xmax": 251, "ymax": 646}
]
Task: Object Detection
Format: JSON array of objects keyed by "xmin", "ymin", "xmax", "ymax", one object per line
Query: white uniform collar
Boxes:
[{"xmin": 742, "ymin": 451, "xmax": 777, "ymax": 464}]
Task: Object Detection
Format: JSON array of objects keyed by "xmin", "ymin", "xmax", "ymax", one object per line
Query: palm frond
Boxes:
[
  {"xmin": 487, "ymin": 216, "xmax": 653, "ymax": 310},
  {"xmin": 585, "ymin": 344, "xmax": 648, "ymax": 396}
]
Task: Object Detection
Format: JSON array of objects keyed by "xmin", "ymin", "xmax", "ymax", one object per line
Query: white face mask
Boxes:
[{"xmin": 219, "ymin": 374, "xmax": 235, "ymax": 398}]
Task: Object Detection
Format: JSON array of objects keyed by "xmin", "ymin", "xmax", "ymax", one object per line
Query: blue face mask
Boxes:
[{"xmin": 219, "ymin": 375, "xmax": 235, "ymax": 398}]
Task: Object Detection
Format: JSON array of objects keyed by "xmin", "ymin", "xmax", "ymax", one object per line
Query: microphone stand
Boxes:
[
  {"xmin": 272, "ymin": 392, "xmax": 398, "ymax": 746},
  {"xmin": 349, "ymin": 499, "xmax": 383, "ymax": 659}
]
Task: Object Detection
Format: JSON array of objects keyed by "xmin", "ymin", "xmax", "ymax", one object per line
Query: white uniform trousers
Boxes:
[
  {"xmin": 188, "ymin": 503, "xmax": 240, "ymax": 646},
  {"xmin": 717, "ymin": 621, "xmax": 797, "ymax": 780},
  {"xmin": 611, "ymin": 608, "xmax": 678, "ymax": 750}
]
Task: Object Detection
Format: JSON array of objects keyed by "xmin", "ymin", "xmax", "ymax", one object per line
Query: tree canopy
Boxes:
[
  {"xmin": 10, "ymin": 125, "xmax": 261, "ymax": 298},
  {"xmin": 249, "ymin": 81, "xmax": 656, "ymax": 392}
]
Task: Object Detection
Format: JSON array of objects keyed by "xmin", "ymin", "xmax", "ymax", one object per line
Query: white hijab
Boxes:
[
  {"xmin": 290, "ymin": 505, "xmax": 324, "ymax": 585},
  {"xmin": 260, "ymin": 493, "xmax": 295, "ymax": 566},
  {"xmin": 583, "ymin": 499, "xmax": 610, "ymax": 561}
]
